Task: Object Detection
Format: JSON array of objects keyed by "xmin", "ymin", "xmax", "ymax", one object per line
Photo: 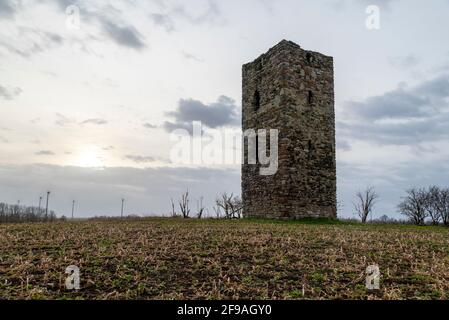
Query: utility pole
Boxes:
[
  {"xmin": 121, "ymin": 198, "xmax": 125, "ymax": 218},
  {"xmin": 38, "ymin": 196, "xmax": 42, "ymax": 213},
  {"xmin": 71, "ymin": 200, "xmax": 75, "ymax": 219},
  {"xmin": 45, "ymin": 191, "xmax": 50, "ymax": 221}
]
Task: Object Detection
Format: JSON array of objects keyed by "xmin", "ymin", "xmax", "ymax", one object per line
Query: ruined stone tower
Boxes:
[{"xmin": 242, "ymin": 40, "xmax": 337, "ymax": 219}]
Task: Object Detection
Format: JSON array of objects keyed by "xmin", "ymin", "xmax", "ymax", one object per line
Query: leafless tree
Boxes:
[
  {"xmin": 170, "ymin": 198, "xmax": 177, "ymax": 217},
  {"xmin": 216, "ymin": 193, "xmax": 243, "ymax": 219},
  {"xmin": 179, "ymin": 190, "xmax": 190, "ymax": 219},
  {"xmin": 196, "ymin": 197, "xmax": 205, "ymax": 219},
  {"xmin": 424, "ymin": 186, "xmax": 442, "ymax": 225},
  {"xmin": 440, "ymin": 188, "xmax": 449, "ymax": 226},
  {"xmin": 212, "ymin": 205, "xmax": 221, "ymax": 219},
  {"xmin": 398, "ymin": 187, "xmax": 428, "ymax": 225},
  {"xmin": 0, "ymin": 202, "xmax": 58, "ymax": 224},
  {"xmin": 353, "ymin": 186, "xmax": 379, "ymax": 223},
  {"xmin": 423, "ymin": 186, "xmax": 449, "ymax": 226}
]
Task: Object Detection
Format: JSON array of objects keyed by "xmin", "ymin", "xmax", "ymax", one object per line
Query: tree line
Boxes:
[
  {"xmin": 354, "ymin": 185, "xmax": 449, "ymax": 226},
  {"xmin": 0, "ymin": 202, "xmax": 58, "ymax": 224}
]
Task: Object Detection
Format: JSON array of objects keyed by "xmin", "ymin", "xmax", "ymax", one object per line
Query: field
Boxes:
[{"xmin": 0, "ymin": 218, "xmax": 448, "ymax": 300}]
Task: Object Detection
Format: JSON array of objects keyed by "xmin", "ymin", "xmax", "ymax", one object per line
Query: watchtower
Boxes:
[{"xmin": 242, "ymin": 40, "xmax": 337, "ymax": 219}]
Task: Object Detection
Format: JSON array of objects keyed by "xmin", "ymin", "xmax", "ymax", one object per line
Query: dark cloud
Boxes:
[
  {"xmin": 340, "ymin": 74, "xmax": 449, "ymax": 145},
  {"xmin": 124, "ymin": 155, "xmax": 156, "ymax": 164},
  {"xmin": 164, "ymin": 95, "xmax": 240, "ymax": 133},
  {"xmin": 0, "ymin": 27, "xmax": 65, "ymax": 58},
  {"xmin": 0, "ymin": 0, "xmax": 16, "ymax": 18},
  {"xmin": 149, "ymin": 13, "xmax": 175, "ymax": 32},
  {"xmin": 0, "ymin": 85, "xmax": 22, "ymax": 100},
  {"xmin": 35, "ymin": 150, "xmax": 55, "ymax": 156},
  {"xmin": 143, "ymin": 123, "xmax": 157, "ymax": 129},
  {"xmin": 81, "ymin": 118, "xmax": 108, "ymax": 125},
  {"xmin": 101, "ymin": 20, "xmax": 146, "ymax": 50}
]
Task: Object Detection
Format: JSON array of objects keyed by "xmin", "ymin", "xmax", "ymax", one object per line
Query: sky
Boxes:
[{"xmin": 1, "ymin": 0, "xmax": 449, "ymax": 219}]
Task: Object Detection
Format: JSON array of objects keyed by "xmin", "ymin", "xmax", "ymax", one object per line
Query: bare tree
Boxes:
[
  {"xmin": 398, "ymin": 187, "xmax": 428, "ymax": 225},
  {"xmin": 424, "ymin": 186, "xmax": 449, "ymax": 226},
  {"xmin": 213, "ymin": 205, "xmax": 221, "ymax": 219},
  {"xmin": 196, "ymin": 197, "xmax": 205, "ymax": 219},
  {"xmin": 353, "ymin": 186, "xmax": 379, "ymax": 223},
  {"xmin": 0, "ymin": 202, "xmax": 59, "ymax": 224},
  {"xmin": 170, "ymin": 198, "xmax": 177, "ymax": 217},
  {"xmin": 424, "ymin": 186, "xmax": 442, "ymax": 225},
  {"xmin": 440, "ymin": 188, "xmax": 449, "ymax": 226},
  {"xmin": 179, "ymin": 190, "xmax": 190, "ymax": 219},
  {"xmin": 216, "ymin": 193, "xmax": 243, "ymax": 219}
]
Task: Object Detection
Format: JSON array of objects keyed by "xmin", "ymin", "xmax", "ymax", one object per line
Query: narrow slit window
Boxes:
[
  {"xmin": 256, "ymin": 134, "xmax": 259, "ymax": 164},
  {"xmin": 308, "ymin": 91, "xmax": 314, "ymax": 105},
  {"xmin": 308, "ymin": 140, "xmax": 314, "ymax": 158},
  {"xmin": 253, "ymin": 90, "xmax": 261, "ymax": 111}
]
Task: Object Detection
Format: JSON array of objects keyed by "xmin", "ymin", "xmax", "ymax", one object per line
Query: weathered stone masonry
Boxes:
[{"xmin": 242, "ymin": 40, "xmax": 337, "ymax": 219}]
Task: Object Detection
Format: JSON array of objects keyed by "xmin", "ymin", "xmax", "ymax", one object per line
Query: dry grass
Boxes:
[{"xmin": 0, "ymin": 218, "xmax": 448, "ymax": 300}]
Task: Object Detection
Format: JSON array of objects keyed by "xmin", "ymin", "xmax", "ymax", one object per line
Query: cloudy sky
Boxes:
[{"xmin": 1, "ymin": 0, "xmax": 449, "ymax": 218}]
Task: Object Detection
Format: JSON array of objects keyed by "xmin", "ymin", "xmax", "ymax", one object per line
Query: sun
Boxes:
[{"xmin": 75, "ymin": 146, "xmax": 104, "ymax": 168}]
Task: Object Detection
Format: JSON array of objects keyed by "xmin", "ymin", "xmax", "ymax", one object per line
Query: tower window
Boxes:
[
  {"xmin": 253, "ymin": 90, "xmax": 261, "ymax": 111},
  {"xmin": 306, "ymin": 52, "xmax": 313, "ymax": 64},
  {"xmin": 308, "ymin": 91, "xmax": 314, "ymax": 105},
  {"xmin": 308, "ymin": 140, "xmax": 315, "ymax": 159},
  {"xmin": 256, "ymin": 134, "xmax": 259, "ymax": 164}
]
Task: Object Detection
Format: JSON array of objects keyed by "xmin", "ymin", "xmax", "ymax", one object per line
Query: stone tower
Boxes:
[{"xmin": 242, "ymin": 40, "xmax": 336, "ymax": 219}]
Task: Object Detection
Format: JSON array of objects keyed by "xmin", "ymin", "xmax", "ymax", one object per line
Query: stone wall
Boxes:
[{"xmin": 242, "ymin": 40, "xmax": 337, "ymax": 219}]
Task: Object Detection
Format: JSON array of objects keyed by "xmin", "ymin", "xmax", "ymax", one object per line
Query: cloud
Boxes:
[
  {"xmin": 55, "ymin": 113, "xmax": 76, "ymax": 126},
  {"xmin": 35, "ymin": 150, "xmax": 55, "ymax": 156},
  {"xmin": 0, "ymin": 27, "xmax": 65, "ymax": 58},
  {"xmin": 149, "ymin": 13, "xmax": 175, "ymax": 32},
  {"xmin": 143, "ymin": 123, "xmax": 157, "ymax": 129},
  {"xmin": 101, "ymin": 20, "xmax": 146, "ymax": 50},
  {"xmin": 164, "ymin": 95, "xmax": 240, "ymax": 133},
  {"xmin": 0, "ymin": 0, "xmax": 17, "ymax": 18},
  {"xmin": 0, "ymin": 85, "xmax": 22, "ymax": 100},
  {"xmin": 174, "ymin": 0, "xmax": 224, "ymax": 26},
  {"xmin": 340, "ymin": 73, "xmax": 449, "ymax": 145},
  {"xmin": 124, "ymin": 155, "xmax": 156, "ymax": 164},
  {"xmin": 81, "ymin": 118, "xmax": 108, "ymax": 125},
  {"xmin": 52, "ymin": 0, "xmax": 79, "ymax": 10}
]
